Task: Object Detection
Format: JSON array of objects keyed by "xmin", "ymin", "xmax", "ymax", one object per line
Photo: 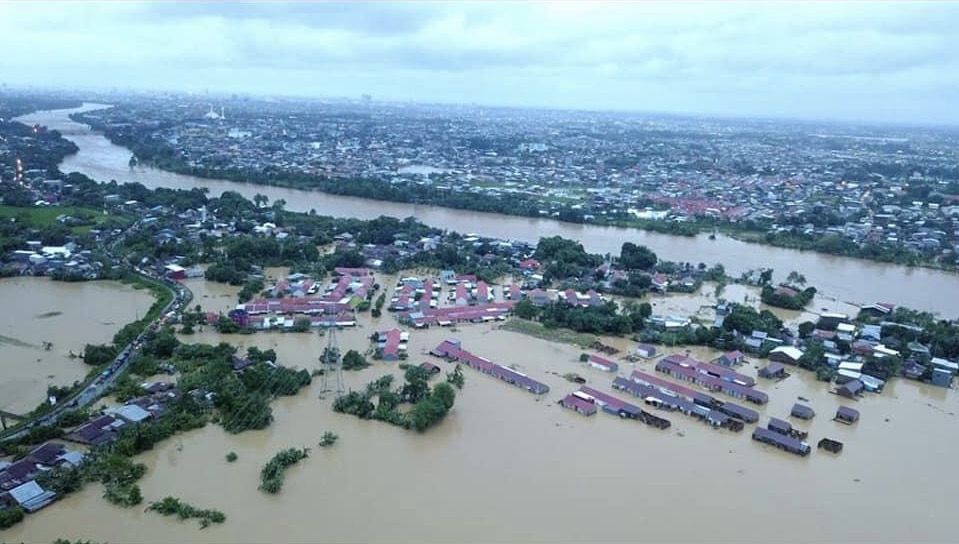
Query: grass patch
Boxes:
[{"xmin": 500, "ymin": 319, "xmax": 598, "ymax": 348}]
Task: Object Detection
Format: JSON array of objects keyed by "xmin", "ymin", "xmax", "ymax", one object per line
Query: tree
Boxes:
[
  {"xmin": 619, "ymin": 242, "xmax": 658, "ymax": 270},
  {"xmin": 291, "ymin": 318, "xmax": 311, "ymax": 332},
  {"xmin": 253, "ymin": 193, "xmax": 268, "ymax": 208},
  {"xmin": 342, "ymin": 350, "xmax": 370, "ymax": 371},
  {"xmin": 432, "ymin": 382, "xmax": 457, "ymax": 410},
  {"xmin": 401, "ymin": 366, "xmax": 432, "ymax": 403},
  {"xmin": 759, "ymin": 268, "xmax": 774, "ymax": 286},
  {"xmin": 446, "ymin": 364, "xmax": 465, "ymax": 390},
  {"xmin": 82, "ymin": 343, "xmax": 118, "ymax": 366},
  {"xmin": 786, "ymin": 271, "xmax": 807, "ymax": 286},
  {"xmin": 319, "ymin": 431, "xmax": 338, "ymax": 447}
]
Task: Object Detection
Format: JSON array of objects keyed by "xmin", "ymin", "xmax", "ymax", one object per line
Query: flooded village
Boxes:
[{"xmin": 1, "ymin": 104, "xmax": 958, "ymax": 543}]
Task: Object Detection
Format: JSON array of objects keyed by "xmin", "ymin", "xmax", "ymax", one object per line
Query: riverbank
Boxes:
[
  {"xmin": 71, "ymin": 108, "xmax": 956, "ymax": 273},
  {"xmin": 15, "ymin": 105, "xmax": 959, "ymax": 318}
]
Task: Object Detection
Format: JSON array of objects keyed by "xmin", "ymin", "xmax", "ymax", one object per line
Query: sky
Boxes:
[{"xmin": 2, "ymin": 1, "xmax": 958, "ymax": 124}]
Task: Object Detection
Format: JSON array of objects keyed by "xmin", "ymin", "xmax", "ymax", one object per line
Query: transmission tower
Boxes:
[{"xmin": 318, "ymin": 308, "xmax": 345, "ymax": 398}]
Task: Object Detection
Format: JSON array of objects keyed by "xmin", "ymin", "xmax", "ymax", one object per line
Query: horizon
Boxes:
[
  {"xmin": 9, "ymin": 82, "xmax": 959, "ymax": 134},
  {"xmin": 2, "ymin": 2, "xmax": 958, "ymax": 127}
]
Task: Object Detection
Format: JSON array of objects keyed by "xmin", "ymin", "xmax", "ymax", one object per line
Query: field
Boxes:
[{"xmin": 0, "ymin": 205, "xmax": 116, "ymax": 233}]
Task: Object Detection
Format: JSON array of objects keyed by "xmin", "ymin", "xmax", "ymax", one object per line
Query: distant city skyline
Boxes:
[{"xmin": 3, "ymin": 1, "xmax": 958, "ymax": 125}]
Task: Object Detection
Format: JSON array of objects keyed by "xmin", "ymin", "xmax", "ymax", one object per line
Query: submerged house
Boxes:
[
  {"xmin": 835, "ymin": 406, "xmax": 860, "ymax": 424},
  {"xmin": 790, "ymin": 403, "xmax": 815, "ymax": 420},
  {"xmin": 587, "ymin": 354, "xmax": 618, "ymax": 373},
  {"xmin": 559, "ymin": 392, "xmax": 598, "ymax": 416},
  {"xmin": 837, "ymin": 379, "xmax": 864, "ymax": 398}
]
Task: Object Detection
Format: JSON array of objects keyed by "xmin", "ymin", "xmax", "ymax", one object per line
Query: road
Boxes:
[{"xmin": 0, "ymin": 221, "xmax": 194, "ymax": 442}]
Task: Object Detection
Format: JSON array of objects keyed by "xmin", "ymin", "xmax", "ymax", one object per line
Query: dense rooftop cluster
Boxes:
[{"xmin": 73, "ymin": 95, "xmax": 959, "ymax": 266}]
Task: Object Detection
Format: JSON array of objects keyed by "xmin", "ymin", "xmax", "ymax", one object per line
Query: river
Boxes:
[{"xmin": 14, "ymin": 104, "xmax": 959, "ymax": 318}]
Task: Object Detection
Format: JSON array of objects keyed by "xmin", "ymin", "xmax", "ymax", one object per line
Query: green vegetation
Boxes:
[
  {"xmin": 446, "ymin": 364, "xmax": 466, "ymax": 390},
  {"xmin": 0, "ymin": 505, "xmax": 24, "ymax": 529},
  {"xmin": 760, "ymin": 279, "xmax": 817, "ymax": 310},
  {"xmin": 259, "ymin": 447, "xmax": 310, "ymax": 494},
  {"xmin": 319, "ymin": 431, "xmax": 338, "ymax": 447},
  {"xmin": 342, "ymin": 349, "xmax": 370, "ymax": 371},
  {"xmin": 226, "ymin": 451, "xmax": 238, "ymax": 463},
  {"xmin": 333, "ymin": 367, "xmax": 457, "ymax": 432},
  {"xmin": 372, "ymin": 292, "xmax": 386, "ymax": 318},
  {"xmin": 500, "ymin": 318, "xmax": 598, "ymax": 348},
  {"xmin": 146, "ymin": 496, "xmax": 226, "ymax": 529}
]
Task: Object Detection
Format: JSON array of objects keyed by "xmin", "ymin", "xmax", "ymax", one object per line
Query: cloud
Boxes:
[{"xmin": 1, "ymin": 1, "xmax": 958, "ymax": 123}]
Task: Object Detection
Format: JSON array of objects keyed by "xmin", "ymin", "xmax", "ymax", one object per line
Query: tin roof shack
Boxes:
[
  {"xmin": 835, "ymin": 406, "xmax": 860, "ymax": 424},
  {"xmin": 837, "ymin": 379, "xmax": 864, "ymax": 399},
  {"xmin": 790, "ymin": 403, "xmax": 815, "ymax": 420},
  {"xmin": 818, "ymin": 437, "xmax": 844, "ymax": 454},
  {"xmin": 578, "ymin": 385, "xmax": 670, "ymax": 429},
  {"xmin": 752, "ymin": 427, "xmax": 811, "ymax": 457},
  {"xmin": 758, "ymin": 362, "xmax": 787, "ymax": 380}
]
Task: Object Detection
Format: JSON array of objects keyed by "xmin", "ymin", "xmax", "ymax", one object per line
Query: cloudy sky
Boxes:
[{"xmin": 2, "ymin": 1, "xmax": 958, "ymax": 124}]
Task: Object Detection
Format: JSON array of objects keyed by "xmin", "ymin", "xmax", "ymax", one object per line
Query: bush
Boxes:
[
  {"xmin": 226, "ymin": 451, "xmax": 238, "ymax": 463},
  {"xmin": 342, "ymin": 350, "xmax": 370, "ymax": 371}
]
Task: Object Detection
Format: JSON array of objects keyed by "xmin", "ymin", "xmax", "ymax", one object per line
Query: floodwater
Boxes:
[
  {"xmin": 0, "ymin": 277, "xmax": 154, "ymax": 414},
  {"xmin": 6, "ymin": 311, "xmax": 958, "ymax": 543},
  {"xmin": 14, "ymin": 105, "xmax": 959, "ymax": 318}
]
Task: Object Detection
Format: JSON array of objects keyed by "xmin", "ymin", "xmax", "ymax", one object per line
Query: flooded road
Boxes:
[
  {"xmin": 15, "ymin": 105, "xmax": 959, "ymax": 318},
  {"xmin": 6, "ymin": 317, "xmax": 958, "ymax": 543},
  {"xmin": 0, "ymin": 277, "xmax": 154, "ymax": 414}
]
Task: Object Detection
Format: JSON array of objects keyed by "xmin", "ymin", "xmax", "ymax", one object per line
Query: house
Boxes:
[
  {"xmin": 66, "ymin": 415, "xmax": 124, "ymax": 445},
  {"xmin": 835, "ymin": 406, "xmax": 860, "ymax": 424},
  {"xmin": 587, "ymin": 354, "xmax": 618, "ymax": 373},
  {"xmin": 860, "ymin": 302, "xmax": 896, "ymax": 317},
  {"xmin": 752, "ymin": 427, "xmax": 811, "ymax": 456},
  {"xmin": 164, "ymin": 263, "xmax": 186, "ymax": 280},
  {"xmin": 518, "ymin": 258, "xmax": 540, "ymax": 273},
  {"xmin": 6, "ymin": 480, "xmax": 57, "ymax": 512},
  {"xmin": 930, "ymin": 368, "xmax": 953, "ymax": 388},
  {"xmin": 635, "ymin": 344, "xmax": 657, "ymax": 359},
  {"xmin": 837, "ymin": 379, "xmax": 864, "ymax": 398},
  {"xmin": 768, "ymin": 346, "xmax": 803, "ymax": 365},
  {"xmin": 454, "ymin": 283, "xmax": 469, "ymax": 306},
  {"xmin": 790, "ymin": 403, "xmax": 815, "ymax": 420},
  {"xmin": 439, "ymin": 269, "xmax": 457, "ymax": 284},
  {"xmin": 651, "ymin": 273, "xmax": 669, "ymax": 292},
  {"xmin": 716, "ymin": 350, "xmax": 744, "ymax": 367},
  {"xmin": 26, "ymin": 442, "xmax": 66, "ymax": 467},
  {"xmin": 105, "ymin": 404, "xmax": 153, "ymax": 424},
  {"xmin": 758, "ymin": 362, "xmax": 786, "ymax": 379},
  {"xmin": 528, "ymin": 289, "xmax": 550, "ymax": 306},
  {"xmin": 378, "ymin": 328, "xmax": 404, "ymax": 361},
  {"xmin": 559, "ymin": 393, "xmax": 598, "ymax": 416}
]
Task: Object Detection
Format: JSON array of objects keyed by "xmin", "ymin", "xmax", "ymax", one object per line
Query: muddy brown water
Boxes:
[
  {"xmin": 14, "ymin": 105, "xmax": 959, "ymax": 318},
  {"xmin": 4, "ymin": 307, "xmax": 958, "ymax": 543},
  {"xmin": 0, "ymin": 278, "xmax": 153, "ymax": 414}
]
